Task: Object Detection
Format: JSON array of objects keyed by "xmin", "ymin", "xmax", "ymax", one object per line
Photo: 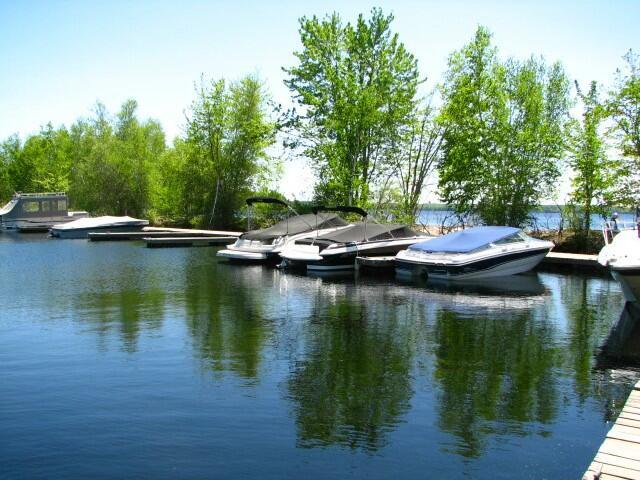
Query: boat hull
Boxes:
[
  {"xmin": 216, "ymin": 248, "xmax": 280, "ymax": 263},
  {"xmin": 283, "ymin": 238, "xmax": 422, "ymax": 271},
  {"xmin": 396, "ymin": 247, "xmax": 550, "ymax": 280},
  {"xmin": 611, "ymin": 268, "xmax": 640, "ymax": 303}
]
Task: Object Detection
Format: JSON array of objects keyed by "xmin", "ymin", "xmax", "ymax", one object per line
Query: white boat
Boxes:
[
  {"xmin": 0, "ymin": 192, "xmax": 88, "ymax": 232},
  {"xmin": 395, "ymin": 226, "xmax": 554, "ymax": 280},
  {"xmin": 50, "ymin": 216, "xmax": 149, "ymax": 239},
  {"xmin": 279, "ymin": 206, "xmax": 426, "ymax": 271},
  {"xmin": 598, "ymin": 211, "xmax": 640, "ymax": 303},
  {"xmin": 217, "ymin": 198, "xmax": 350, "ymax": 263}
]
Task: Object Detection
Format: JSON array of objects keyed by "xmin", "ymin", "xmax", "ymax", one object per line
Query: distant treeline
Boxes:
[{"xmin": 1, "ymin": 9, "xmax": 638, "ymax": 238}]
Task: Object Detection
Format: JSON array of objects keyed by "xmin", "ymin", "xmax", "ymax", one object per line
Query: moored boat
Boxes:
[
  {"xmin": 279, "ymin": 206, "xmax": 426, "ymax": 271},
  {"xmin": 0, "ymin": 192, "xmax": 88, "ymax": 232},
  {"xmin": 598, "ymin": 210, "xmax": 640, "ymax": 303},
  {"xmin": 395, "ymin": 226, "xmax": 553, "ymax": 280},
  {"xmin": 50, "ymin": 216, "xmax": 149, "ymax": 239},
  {"xmin": 217, "ymin": 198, "xmax": 350, "ymax": 263}
]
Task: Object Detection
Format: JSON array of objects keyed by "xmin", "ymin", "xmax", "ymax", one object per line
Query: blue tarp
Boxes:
[{"xmin": 409, "ymin": 226, "xmax": 521, "ymax": 253}]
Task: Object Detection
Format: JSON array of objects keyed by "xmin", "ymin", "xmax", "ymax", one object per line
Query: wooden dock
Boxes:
[
  {"xmin": 144, "ymin": 236, "xmax": 236, "ymax": 248},
  {"xmin": 88, "ymin": 227, "xmax": 242, "ymax": 242},
  {"xmin": 542, "ymin": 252, "xmax": 601, "ymax": 268},
  {"xmin": 583, "ymin": 380, "xmax": 640, "ymax": 480},
  {"xmin": 143, "ymin": 226, "xmax": 242, "ymax": 236}
]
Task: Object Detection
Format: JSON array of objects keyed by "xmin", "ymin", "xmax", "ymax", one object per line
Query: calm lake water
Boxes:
[
  {"xmin": 0, "ymin": 234, "xmax": 636, "ymax": 479},
  {"xmin": 418, "ymin": 209, "xmax": 636, "ymax": 230}
]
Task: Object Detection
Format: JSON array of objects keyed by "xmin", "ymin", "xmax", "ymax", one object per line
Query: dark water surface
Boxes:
[{"xmin": 0, "ymin": 234, "xmax": 636, "ymax": 479}]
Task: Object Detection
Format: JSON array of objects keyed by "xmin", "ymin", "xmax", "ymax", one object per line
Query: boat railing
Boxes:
[{"xmin": 602, "ymin": 220, "xmax": 639, "ymax": 245}]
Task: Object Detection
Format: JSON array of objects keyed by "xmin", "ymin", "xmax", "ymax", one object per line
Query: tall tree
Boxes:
[
  {"xmin": 607, "ymin": 49, "xmax": 640, "ymax": 205},
  {"xmin": 284, "ymin": 8, "xmax": 420, "ymax": 206},
  {"xmin": 438, "ymin": 27, "xmax": 571, "ymax": 227},
  {"xmin": 183, "ymin": 75, "xmax": 276, "ymax": 227},
  {"xmin": 569, "ymin": 81, "xmax": 615, "ymax": 248},
  {"xmin": 393, "ymin": 98, "xmax": 444, "ymax": 223},
  {"xmin": 68, "ymin": 100, "xmax": 165, "ymax": 216}
]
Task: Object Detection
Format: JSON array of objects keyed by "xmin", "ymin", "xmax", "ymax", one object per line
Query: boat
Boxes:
[
  {"xmin": 279, "ymin": 206, "xmax": 425, "ymax": 271},
  {"xmin": 598, "ymin": 210, "xmax": 640, "ymax": 303},
  {"xmin": 0, "ymin": 192, "xmax": 88, "ymax": 232},
  {"xmin": 216, "ymin": 197, "xmax": 350, "ymax": 263},
  {"xmin": 50, "ymin": 216, "xmax": 149, "ymax": 239},
  {"xmin": 395, "ymin": 226, "xmax": 554, "ymax": 280}
]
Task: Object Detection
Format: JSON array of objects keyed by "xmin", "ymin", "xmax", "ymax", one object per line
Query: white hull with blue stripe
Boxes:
[{"xmin": 395, "ymin": 227, "xmax": 553, "ymax": 280}]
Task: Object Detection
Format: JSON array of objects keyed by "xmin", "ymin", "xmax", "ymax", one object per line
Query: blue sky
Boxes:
[{"xmin": 1, "ymin": 0, "xmax": 638, "ymax": 199}]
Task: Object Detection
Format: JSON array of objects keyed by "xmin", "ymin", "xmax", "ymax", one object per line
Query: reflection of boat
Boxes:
[
  {"xmin": 0, "ymin": 192, "xmax": 88, "ymax": 232},
  {"xmin": 280, "ymin": 206, "xmax": 425, "ymax": 271},
  {"xmin": 217, "ymin": 198, "xmax": 349, "ymax": 263},
  {"xmin": 395, "ymin": 272, "xmax": 549, "ymax": 313},
  {"xmin": 596, "ymin": 302, "xmax": 640, "ymax": 368},
  {"xmin": 50, "ymin": 216, "xmax": 149, "ymax": 238},
  {"xmin": 598, "ymin": 211, "xmax": 640, "ymax": 303},
  {"xmin": 395, "ymin": 226, "xmax": 553, "ymax": 280}
]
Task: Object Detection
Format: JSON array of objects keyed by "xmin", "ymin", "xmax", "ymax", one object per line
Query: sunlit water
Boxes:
[{"xmin": 0, "ymin": 234, "xmax": 636, "ymax": 479}]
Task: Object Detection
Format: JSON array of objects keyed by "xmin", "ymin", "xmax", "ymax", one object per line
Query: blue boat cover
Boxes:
[{"xmin": 409, "ymin": 226, "xmax": 521, "ymax": 253}]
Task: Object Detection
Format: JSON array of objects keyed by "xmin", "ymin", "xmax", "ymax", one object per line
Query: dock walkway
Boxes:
[{"xmin": 583, "ymin": 380, "xmax": 640, "ymax": 480}]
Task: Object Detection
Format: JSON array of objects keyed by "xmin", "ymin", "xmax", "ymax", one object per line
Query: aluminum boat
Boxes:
[
  {"xmin": 50, "ymin": 216, "xmax": 149, "ymax": 239},
  {"xmin": 395, "ymin": 226, "xmax": 553, "ymax": 280},
  {"xmin": 0, "ymin": 192, "xmax": 88, "ymax": 232},
  {"xmin": 279, "ymin": 206, "xmax": 425, "ymax": 271},
  {"xmin": 598, "ymin": 210, "xmax": 640, "ymax": 303},
  {"xmin": 217, "ymin": 198, "xmax": 350, "ymax": 263}
]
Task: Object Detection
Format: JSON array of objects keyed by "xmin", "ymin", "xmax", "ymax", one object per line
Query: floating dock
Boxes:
[
  {"xmin": 541, "ymin": 252, "xmax": 603, "ymax": 271},
  {"xmin": 583, "ymin": 379, "xmax": 640, "ymax": 480},
  {"xmin": 88, "ymin": 227, "xmax": 242, "ymax": 242},
  {"xmin": 144, "ymin": 236, "xmax": 236, "ymax": 248}
]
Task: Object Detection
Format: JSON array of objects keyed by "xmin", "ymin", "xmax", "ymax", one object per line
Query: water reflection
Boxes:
[
  {"xmin": 3, "ymin": 236, "xmax": 633, "ymax": 477},
  {"xmin": 183, "ymin": 263, "xmax": 275, "ymax": 381},
  {"xmin": 285, "ymin": 278, "xmax": 415, "ymax": 452}
]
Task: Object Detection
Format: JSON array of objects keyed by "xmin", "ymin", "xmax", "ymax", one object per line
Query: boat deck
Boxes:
[{"xmin": 583, "ymin": 380, "xmax": 640, "ymax": 480}]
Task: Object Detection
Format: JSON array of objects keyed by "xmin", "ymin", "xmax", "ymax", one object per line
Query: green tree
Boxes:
[
  {"xmin": 284, "ymin": 8, "xmax": 420, "ymax": 207},
  {"xmin": 569, "ymin": 81, "xmax": 616, "ymax": 249},
  {"xmin": 393, "ymin": 97, "xmax": 444, "ymax": 223},
  {"xmin": 183, "ymin": 75, "xmax": 276, "ymax": 227},
  {"xmin": 438, "ymin": 26, "xmax": 571, "ymax": 226},
  {"xmin": 607, "ymin": 49, "xmax": 640, "ymax": 205},
  {"xmin": 0, "ymin": 135, "xmax": 23, "ymax": 200},
  {"xmin": 68, "ymin": 100, "xmax": 165, "ymax": 216}
]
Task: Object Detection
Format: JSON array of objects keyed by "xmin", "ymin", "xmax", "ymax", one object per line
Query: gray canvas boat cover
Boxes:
[
  {"xmin": 300, "ymin": 222, "xmax": 420, "ymax": 246},
  {"xmin": 241, "ymin": 213, "xmax": 348, "ymax": 241}
]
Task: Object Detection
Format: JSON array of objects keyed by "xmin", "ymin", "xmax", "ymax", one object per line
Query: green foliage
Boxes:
[
  {"xmin": 68, "ymin": 100, "xmax": 165, "ymax": 216},
  {"xmin": 179, "ymin": 75, "xmax": 277, "ymax": 228},
  {"xmin": 284, "ymin": 8, "xmax": 420, "ymax": 207},
  {"xmin": 607, "ymin": 49, "xmax": 640, "ymax": 205},
  {"xmin": 438, "ymin": 26, "xmax": 571, "ymax": 227},
  {"xmin": 393, "ymin": 97, "xmax": 444, "ymax": 223},
  {"xmin": 568, "ymin": 81, "xmax": 617, "ymax": 248}
]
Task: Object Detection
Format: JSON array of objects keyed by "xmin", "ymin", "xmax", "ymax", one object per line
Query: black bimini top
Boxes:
[
  {"xmin": 241, "ymin": 213, "xmax": 348, "ymax": 241},
  {"xmin": 299, "ymin": 222, "xmax": 420, "ymax": 247}
]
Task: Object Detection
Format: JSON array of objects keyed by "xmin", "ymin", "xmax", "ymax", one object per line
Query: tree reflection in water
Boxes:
[
  {"xmin": 184, "ymin": 263, "xmax": 275, "ymax": 381},
  {"xmin": 286, "ymin": 280, "xmax": 416, "ymax": 453},
  {"xmin": 432, "ymin": 307, "xmax": 558, "ymax": 457}
]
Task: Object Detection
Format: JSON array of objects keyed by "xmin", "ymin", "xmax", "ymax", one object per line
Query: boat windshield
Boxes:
[
  {"xmin": 492, "ymin": 232, "xmax": 527, "ymax": 245},
  {"xmin": 0, "ymin": 198, "xmax": 18, "ymax": 215}
]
